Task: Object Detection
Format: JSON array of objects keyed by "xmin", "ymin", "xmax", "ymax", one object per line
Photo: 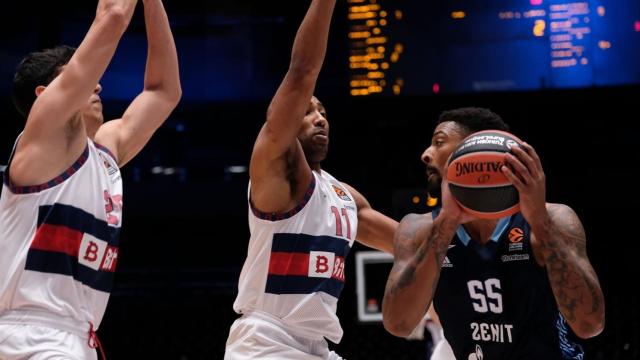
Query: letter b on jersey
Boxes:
[{"xmin": 309, "ymin": 251, "xmax": 335, "ymax": 278}]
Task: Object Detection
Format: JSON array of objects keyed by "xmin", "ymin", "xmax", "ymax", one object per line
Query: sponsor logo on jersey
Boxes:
[
  {"xmin": 25, "ymin": 203, "xmax": 120, "ymax": 292},
  {"xmin": 266, "ymin": 233, "xmax": 351, "ymax": 298},
  {"xmin": 471, "ymin": 322, "xmax": 514, "ymax": 344},
  {"xmin": 442, "ymin": 256, "xmax": 453, "ymax": 268},
  {"xmin": 501, "ymin": 254, "xmax": 530, "ymax": 262},
  {"xmin": 508, "ymin": 227, "xmax": 524, "ymax": 251},
  {"xmin": 332, "ymin": 185, "xmax": 352, "ymax": 201}
]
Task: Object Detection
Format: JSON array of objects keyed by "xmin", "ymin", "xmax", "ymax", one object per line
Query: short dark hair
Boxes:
[
  {"xmin": 438, "ymin": 107, "xmax": 509, "ymax": 136},
  {"xmin": 11, "ymin": 45, "xmax": 76, "ymax": 118}
]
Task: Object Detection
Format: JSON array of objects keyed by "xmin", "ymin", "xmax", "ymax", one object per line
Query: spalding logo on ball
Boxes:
[{"xmin": 446, "ymin": 130, "xmax": 524, "ymax": 219}]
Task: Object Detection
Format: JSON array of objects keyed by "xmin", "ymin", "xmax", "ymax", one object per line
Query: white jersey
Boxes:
[
  {"xmin": 0, "ymin": 139, "xmax": 123, "ymax": 330},
  {"xmin": 233, "ymin": 170, "xmax": 357, "ymax": 343}
]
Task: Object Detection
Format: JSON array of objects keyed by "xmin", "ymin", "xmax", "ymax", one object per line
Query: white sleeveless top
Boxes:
[
  {"xmin": 233, "ymin": 170, "xmax": 357, "ymax": 343},
  {"xmin": 0, "ymin": 139, "xmax": 123, "ymax": 330}
]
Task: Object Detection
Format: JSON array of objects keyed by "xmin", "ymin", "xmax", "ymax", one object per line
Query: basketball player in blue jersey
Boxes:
[
  {"xmin": 382, "ymin": 108, "xmax": 605, "ymax": 360},
  {"xmin": 0, "ymin": 0, "xmax": 181, "ymax": 358},
  {"xmin": 225, "ymin": 1, "xmax": 397, "ymax": 359}
]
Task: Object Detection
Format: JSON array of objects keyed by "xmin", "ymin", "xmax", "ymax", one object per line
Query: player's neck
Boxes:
[{"xmin": 463, "ymin": 218, "xmax": 499, "ymax": 245}]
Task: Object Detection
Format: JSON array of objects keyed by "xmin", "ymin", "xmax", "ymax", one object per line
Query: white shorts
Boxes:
[
  {"xmin": 225, "ymin": 312, "xmax": 343, "ymax": 360},
  {"xmin": 0, "ymin": 310, "xmax": 97, "ymax": 360}
]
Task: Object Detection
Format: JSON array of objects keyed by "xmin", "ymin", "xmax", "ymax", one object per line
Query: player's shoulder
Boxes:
[
  {"xmin": 397, "ymin": 213, "xmax": 433, "ymax": 238},
  {"xmin": 545, "ymin": 202, "xmax": 578, "ymax": 219}
]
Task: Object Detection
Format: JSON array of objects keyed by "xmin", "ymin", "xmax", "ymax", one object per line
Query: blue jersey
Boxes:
[{"xmin": 433, "ymin": 210, "xmax": 584, "ymax": 360}]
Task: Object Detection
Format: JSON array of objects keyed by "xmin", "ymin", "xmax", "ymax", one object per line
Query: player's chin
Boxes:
[{"xmin": 427, "ymin": 176, "xmax": 442, "ymax": 198}]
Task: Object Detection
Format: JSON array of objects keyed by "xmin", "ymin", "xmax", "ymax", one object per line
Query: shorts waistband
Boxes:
[{"xmin": 0, "ymin": 309, "xmax": 90, "ymax": 339}]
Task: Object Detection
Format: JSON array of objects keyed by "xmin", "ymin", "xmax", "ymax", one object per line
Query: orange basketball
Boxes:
[{"xmin": 446, "ymin": 130, "xmax": 524, "ymax": 219}]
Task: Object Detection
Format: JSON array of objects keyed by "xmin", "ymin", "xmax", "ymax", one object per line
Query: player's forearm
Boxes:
[
  {"xmin": 289, "ymin": 0, "xmax": 336, "ymax": 77},
  {"xmin": 382, "ymin": 217, "xmax": 457, "ymax": 336},
  {"xmin": 141, "ymin": 0, "xmax": 181, "ymax": 101},
  {"xmin": 532, "ymin": 214, "xmax": 605, "ymax": 338}
]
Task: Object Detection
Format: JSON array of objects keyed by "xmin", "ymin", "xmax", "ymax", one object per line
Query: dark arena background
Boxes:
[{"xmin": 1, "ymin": 0, "xmax": 639, "ymax": 359}]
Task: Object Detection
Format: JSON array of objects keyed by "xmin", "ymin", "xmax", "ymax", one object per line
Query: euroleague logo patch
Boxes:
[
  {"xmin": 332, "ymin": 185, "xmax": 352, "ymax": 201},
  {"xmin": 508, "ymin": 227, "xmax": 524, "ymax": 251}
]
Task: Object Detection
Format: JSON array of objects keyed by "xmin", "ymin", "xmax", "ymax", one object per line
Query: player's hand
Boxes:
[
  {"xmin": 440, "ymin": 177, "xmax": 477, "ymax": 225},
  {"xmin": 501, "ymin": 142, "xmax": 547, "ymax": 226}
]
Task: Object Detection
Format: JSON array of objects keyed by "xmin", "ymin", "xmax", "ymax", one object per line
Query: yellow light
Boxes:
[
  {"xmin": 395, "ymin": 10, "xmax": 403, "ymax": 20},
  {"xmin": 368, "ymin": 85, "xmax": 383, "ymax": 93},
  {"xmin": 366, "ymin": 20, "xmax": 378, "ymax": 27},
  {"xmin": 396, "ymin": 78, "xmax": 404, "ymax": 86},
  {"xmin": 367, "ymin": 71, "xmax": 385, "ymax": 79},
  {"xmin": 348, "ymin": 12, "xmax": 377, "ymax": 20},
  {"xmin": 377, "ymin": 46, "xmax": 385, "ymax": 53},
  {"xmin": 533, "ymin": 19, "xmax": 545, "ymax": 37},
  {"xmin": 347, "ymin": 0, "xmax": 366, "ymax": 3},
  {"xmin": 350, "ymin": 89, "xmax": 370, "ymax": 96},
  {"xmin": 381, "ymin": 62, "xmax": 390, "ymax": 69},
  {"xmin": 412, "ymin": 196, "xmax": 420, "ymax": 204},
  {"xmin": 380, "ymin": 80, "xmax": 387, "ymax": 86},
  {"xmin": 368, "ymin": 63, "xmax": 379, "ymax": 70},
  {"xmin": 366, "ymin": 37, "xmax": 388, "ymax": 45},
  {"xmin": 372, "ymin": 27, "xmax": 381, "ymax": 35},
  {"xmin": 380, "ymin": 11, "xmax": 387, "ymax": 18},
  {"xmin": 451, "ymin": 11, "xmax": 466, "ymax": 19},
  {"xmin": 391, "ymin": 53, "xmax": 399, "ymax": 63},
  {"xmin": 393, "ymin": 85, "xmax": 401, "ymax": 95},
  {"xmin": 348, "ymin": 31, "xmax": 371, "ymax": 39},
  {"xmin": 380, "ymin": 19, "xmax": 388, "ymax": 26},
  {"xmin": 426, "ymin": 196, "xmax": 438, "ymax": 207},
  {"xmin": 394, "ymin": 44, "xmax": 404, "ymax": 53},
  {"xmin": 350, "ymin": 5, "xmax": 381, "ymax": 13}
]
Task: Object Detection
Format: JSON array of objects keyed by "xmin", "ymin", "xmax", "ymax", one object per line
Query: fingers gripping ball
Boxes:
[{"xmin": 446, "ymin": 130, "xmax": 524, "ymax": 219}]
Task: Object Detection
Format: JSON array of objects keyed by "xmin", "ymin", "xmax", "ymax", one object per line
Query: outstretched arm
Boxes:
[
  {"xmin": 250, "ymin": 0, "xmax": 336, "ymax": 213},
  {"xmin": 96, "ymin": 0, "xmax": 181, "ymax": 166},
  {"xmin": 342, "ymin": 183, "xmax": 397, "ymax": 254},
  {"xmin": 12, "ymin": 0, "xmax": 138, "ymax": 185},
  {"xmin": 503, "ymin": 143, "xmax": 605, "ymax": 338},
  {"xmin": 382, "ymin": 212, "xmax": 458, "ymax": 337}
]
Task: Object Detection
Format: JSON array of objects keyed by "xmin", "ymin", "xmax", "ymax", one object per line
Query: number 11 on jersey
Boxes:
[{"xmin": 330, "ymin": 206, "xmax": 351, "ymax": 239}]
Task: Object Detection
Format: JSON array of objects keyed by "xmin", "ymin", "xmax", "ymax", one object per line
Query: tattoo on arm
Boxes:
[{"xmin": 540, "ymin": 206, "xmax": 603, "ymax": 325}]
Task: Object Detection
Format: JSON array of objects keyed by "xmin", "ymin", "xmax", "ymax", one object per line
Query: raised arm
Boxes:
[
  {"xmin": 382, "ymin": 213, "xmax": 458, "ymax": 337},
  {"xmin": 342, "ymin": 183, "xmax": 397, "ymax": 254},
  {"xmin": 250, "ymin": 0, "xmax": 336, "ymax": 213},
  {"xmin": 12, "ymin": 0, "xmax": 137, "ymax": 185},
  {"xmin": 95, "ymin": 0, "xmax": 181, "ymax": 166}
]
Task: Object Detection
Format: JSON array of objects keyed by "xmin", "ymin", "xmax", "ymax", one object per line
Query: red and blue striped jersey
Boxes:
[
  {"xmin": 0, "ymin": 139, "xmax": 123, "ymax": 330},
  {"xmin": 233, "ymin": 170, "xmax": 357, "ymax": 343}
]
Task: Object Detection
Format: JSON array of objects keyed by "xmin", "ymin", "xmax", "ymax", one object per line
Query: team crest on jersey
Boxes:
[
  {"xmin": 332, "ymin": 185, "xmax": 351, "ymax": 201},
  {"xmin": 508, "ymin": 227, "xmax": 524, "ymax": 251}
]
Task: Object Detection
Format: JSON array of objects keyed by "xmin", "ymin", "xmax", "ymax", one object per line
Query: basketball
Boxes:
[{"xmin": 446, "ymin": 130, "xmax": 523, "ymax": 219}]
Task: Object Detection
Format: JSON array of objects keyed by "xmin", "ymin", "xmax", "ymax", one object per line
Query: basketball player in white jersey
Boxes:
[
  {"xmin": 224, "ymin": 1, "xmax": 398, "ymax": 359},
  {"xmin": 0, "ymin": 0, "xmax": 181, "ymax": 358}
]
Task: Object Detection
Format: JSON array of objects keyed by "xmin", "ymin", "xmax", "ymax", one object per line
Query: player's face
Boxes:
[
  {"xmin": 420, "ymin": 121, "xmax": 467, "ymax": 198},
  {"xmin": 298, "ymin": 96, "xmax": 329, "ymax": 164},
  {"xmin": 80, "ymin": 83, "xmax": 104, "ymax": 131}
]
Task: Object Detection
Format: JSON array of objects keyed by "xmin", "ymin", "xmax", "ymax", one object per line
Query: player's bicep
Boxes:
[
  {"xmin": 548, "ymin": 204, "xmax": 588, "ymax": 256},
  {"xmin": 389, "ymin": 215, "xmax": 426, "ymax": 276}
]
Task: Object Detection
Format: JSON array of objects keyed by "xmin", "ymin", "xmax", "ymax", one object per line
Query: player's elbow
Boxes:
[
  {"xmin": 382, "ymin": 314, "xmax": 414, "ymax": 338},
  {"xmin": 574, "ymin": 316, "xmax": 605, "ymax": 339},
  {"xmin": 101, "ymin": 6, "xmax": 130, "ymax": 31}
]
